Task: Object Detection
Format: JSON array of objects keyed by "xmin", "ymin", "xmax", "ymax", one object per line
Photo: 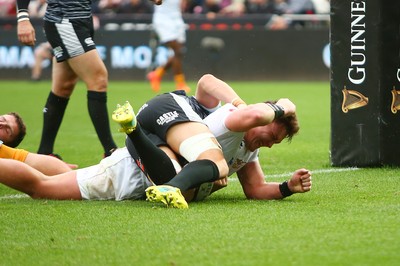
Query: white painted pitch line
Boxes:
[
  {"xmin": 266, "ymin": 167, "xmax": 359, "ymax": 178},
  {"xmin": 228, "ymin": 167, "xmax": 360, "ymax": 181},
  {"xmin": 0, "ymin": 194, "xmax": 29, "ymax": 200},
  {"xmin": 0, "ymin": 168, "xmax": 359, "ymax": 199}
]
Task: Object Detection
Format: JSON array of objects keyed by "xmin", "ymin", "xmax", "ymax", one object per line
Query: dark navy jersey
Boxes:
[{"xmin": 44, "ymin": 0, "xmax": 93, "ymax": 23}]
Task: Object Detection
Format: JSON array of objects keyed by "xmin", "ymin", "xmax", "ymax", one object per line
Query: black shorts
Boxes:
[
  {"xmin": 126, "ymin": 90, "xmax": 210, "ymax": 173},
  {"xmin": 44, "ymin": 18, "xmax": 96, "ymax": 62},
  {"xmin": 136, "ymin": 91, "xmax": 206, "ymax": 147}
]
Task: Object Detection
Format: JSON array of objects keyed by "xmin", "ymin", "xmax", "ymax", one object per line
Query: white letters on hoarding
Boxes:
[
  {"xmin": 0, "ymin": 45, "xmax": 170, "ymax": 69},
  {"xmin": 348, "ymin": 1, "xmax": 366, "ymax": 85}
]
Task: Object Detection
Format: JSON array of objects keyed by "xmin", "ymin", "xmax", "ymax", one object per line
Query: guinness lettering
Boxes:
[{"xmin": 348, "ymin": 1, "xmax": 366, "ymax": 85}]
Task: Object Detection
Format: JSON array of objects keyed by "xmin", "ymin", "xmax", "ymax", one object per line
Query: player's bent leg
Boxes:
[
  {"xmin": 177, "ymin": 133, "xmax": 229, "ymax": 179},
  {"xmin": 154, "ymin": 124, "xmax": 225, "ymax": 197}
]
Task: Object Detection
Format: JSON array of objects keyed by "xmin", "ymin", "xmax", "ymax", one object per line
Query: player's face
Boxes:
[
  {"xmin": 0, "ymin": 115, "xmax": 19, "ymax": 145},
  {"xmin": 244, "ymin": 123, "xmax": 287, "ymax": 151}
]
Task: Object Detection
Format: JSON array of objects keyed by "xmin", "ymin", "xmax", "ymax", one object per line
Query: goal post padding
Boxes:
[{"xmin": 330, "ymin": 0, "xmax": 400, "ymax": 167}]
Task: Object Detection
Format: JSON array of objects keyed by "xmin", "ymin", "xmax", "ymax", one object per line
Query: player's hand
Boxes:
[
  {"xmin": 276, "ymin": 98, "xmax": 296, "ymax": 117},
  {"xmin": 288, "ymin": 168, "xmax": 312, "ymax": 193},
  {"xmin": 211, "ymin": 177, "xmax": 228, "ymax": 193},
  {"xmin": 17, "ymin": 20, "xmax": 36, "ymax": 46}
]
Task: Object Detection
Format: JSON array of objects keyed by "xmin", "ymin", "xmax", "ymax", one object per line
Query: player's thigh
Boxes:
[
  {"xmin": 41, "ymin": 172, "xmax": 82, "ymax": 200},
  {"xmin": 67, "ymin": 50, "xmax": 108, "ymax": 91},
  {"xmin": 51, "ymin": 58, "xmax": 78, "ymax": 97},
  {"xmin": 165, "ymin": 122, "xmax": 210, "ymax": 151}
]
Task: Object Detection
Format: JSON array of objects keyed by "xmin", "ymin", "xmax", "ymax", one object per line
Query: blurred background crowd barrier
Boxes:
[{"xmin": 0, "ymin": 13, "xmax": 330, "ymax": 81}]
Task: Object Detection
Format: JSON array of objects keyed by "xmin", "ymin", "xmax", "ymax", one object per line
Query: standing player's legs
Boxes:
[
  {"xmin": 38, "ymin": 18, "xmax": 117, "ymax": 157},
  {"xmin": 37, "ymin": 58, "xmax": 78, "ymax": 156},
  {"xmin": 68, "ymin": 50, "xmax": 117, "ymax": 156},
  {"xmin": 0, "ymin": 158, "xmax": 81, "ymax": 200}
]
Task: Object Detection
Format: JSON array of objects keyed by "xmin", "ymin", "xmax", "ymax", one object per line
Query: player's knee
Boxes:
[
  {"xmin": 61, "ymin": 79, "xmax": 78, "ymax": 91},
  {"xmin": 89, "ymin": 73, "xmax": 108, "ymax": 92}
]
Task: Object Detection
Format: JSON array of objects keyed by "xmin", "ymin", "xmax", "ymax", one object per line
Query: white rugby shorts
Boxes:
[
  {"xmin": 153, "ymin": 15, "xmax": 186, "ymax": 44},
  {"xmin": 76, "ymin": 147, "xmax": 153, "ymax": 201}
]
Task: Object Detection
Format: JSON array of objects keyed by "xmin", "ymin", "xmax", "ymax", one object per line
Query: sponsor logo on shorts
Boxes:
[
  {"xmin": 85, "ymin": 37, "xmax": 95, "ymax": 46},
  {"xmin": 53, "ymin": 46, "xmax": 63, "ymax": 58},
  {"xmin": 156, "ymin": 111, "xmax": 179, "ymax": 125}
]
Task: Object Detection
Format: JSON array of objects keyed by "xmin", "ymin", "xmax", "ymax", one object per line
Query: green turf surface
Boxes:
[{"xmin": 0, "ymin": 80, "xmax": 399, "ymax": 265}]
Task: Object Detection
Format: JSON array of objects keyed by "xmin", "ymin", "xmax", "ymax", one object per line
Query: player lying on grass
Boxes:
[
  {"xmin": 0, "ymin": 118, "xmax": 310, "ymax": 203},
  {"xmin": 0, "ymin": 74, "xmax": 311, "ymax": 205},
  {"xmin": 115, "ymin": 74, "xmax": 311, "ymax": 208}
]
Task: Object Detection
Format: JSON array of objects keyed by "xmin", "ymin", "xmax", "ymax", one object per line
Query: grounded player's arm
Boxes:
[
  {"xmin": 237, "ymin": 161, "xmax": 312, "ymax": 200},
  {"xmin": 24, "ymin": 153, "xmax": 75, "ymax": 175},
  {"xmin": 1, "ymin": 142, "xmax": 75, "ymax": 175},
  {"xmin": 237, "ymin": 160, "xmax": 284, "ymax": 200},
  {"xmin": 224, "ymin": 99, "xmax": 296, "ymax": 132},
  {"xmin": 195, "ymin": 74, "xmax": 247, "ymax": 109},
  {"xmin": 16, "ymin": 0, "xmax": 36, "ymax": 46}
]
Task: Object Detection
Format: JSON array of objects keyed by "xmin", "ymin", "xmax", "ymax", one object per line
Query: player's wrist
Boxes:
[
  {"xmin": 17, "ymin": 10, "xmax": 30, "ymax": 23},
  {"xmin": 266, "ymin": 103, "xmax": 285, "ymax": 119},
  {"xmin": 279, "ymin": 181, "xmax": 293, "ymax": 198}
]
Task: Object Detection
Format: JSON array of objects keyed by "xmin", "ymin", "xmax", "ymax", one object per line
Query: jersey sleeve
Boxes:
[{"xmin": 16, "ymin": 0, "xmax": 31, "ymax": 13}]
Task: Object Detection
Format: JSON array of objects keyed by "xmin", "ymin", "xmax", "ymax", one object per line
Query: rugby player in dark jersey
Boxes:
[{"xmin": 16, "ymin": 0, "xmax": 118, "ymax": 159}]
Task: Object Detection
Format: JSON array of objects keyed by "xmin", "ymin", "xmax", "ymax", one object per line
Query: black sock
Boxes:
[
  {"xmin": 126, "ymin": 124, "xmax": 177, "ymax": 184},
  {"xmin": 165, "ymin": 159, "xmax": 220, "ymax": 191},
  {"xmin": 37, "ymin": 91, "xmax": 68, "ymax": 154},
  {"xmin": 87, "ymin": 91, "xmax": 117, "ymax": 155}
]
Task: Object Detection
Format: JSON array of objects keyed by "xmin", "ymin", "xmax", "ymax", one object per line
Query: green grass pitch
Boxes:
[{"xmin": 0, "ymin": 80, "xmax": 399, "ymax": 265}]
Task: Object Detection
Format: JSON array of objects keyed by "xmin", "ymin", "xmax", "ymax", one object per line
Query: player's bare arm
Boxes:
[
  {"xmin": 224, "ymin": 99, "xmax": 296, "ymax": 132},
  {"xmin": 237, "ymin": 161, "xmax": 312, "ymax": 200},
  {"xmin": 195, "ymin": 74, "xmax": 247, "ymax": 109},
  {"xmin": 16, "ymin": 0, "xmax": 36, "ymax": 46}
]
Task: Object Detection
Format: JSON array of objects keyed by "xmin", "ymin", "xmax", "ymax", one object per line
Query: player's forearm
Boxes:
[{"xmin": 225, "ymin": 103, "xmax": 277, "ymax": 132}]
